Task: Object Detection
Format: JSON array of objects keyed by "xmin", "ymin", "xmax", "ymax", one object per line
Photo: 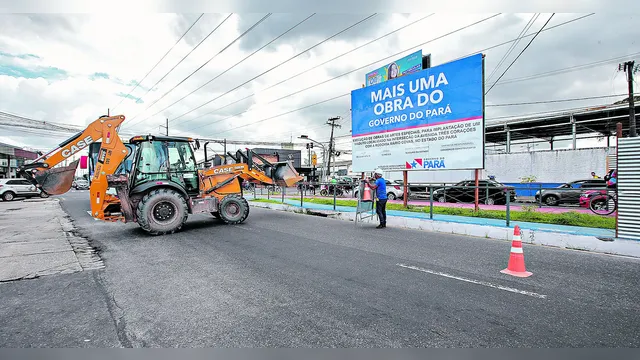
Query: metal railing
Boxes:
[{"xmin": 245, "ymin": 180, "xmax": 617, "ymax": 227}]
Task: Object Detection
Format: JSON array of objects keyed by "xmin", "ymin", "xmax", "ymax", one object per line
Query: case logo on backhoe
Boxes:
[
  {"xmin": 62, "ymin": 136, "xmax": 94, "ymax": 158},
  {"xmin": 213, "ymin": 165, "xmax": 244, "ymax": 174}
]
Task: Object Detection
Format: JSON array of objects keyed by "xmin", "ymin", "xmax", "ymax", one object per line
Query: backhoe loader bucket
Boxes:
[
  {"xmin": 34, "ymin": 159, "xmax": 80, "ymax": 195},
  {"xmin": 270, "ymin": 161, "xmax": 303, "ymax": 187}
]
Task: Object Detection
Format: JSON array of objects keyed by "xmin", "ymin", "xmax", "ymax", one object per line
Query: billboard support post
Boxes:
[
  {"xmin": 476, "ymin": 54, "xmax": 486, "ymax": 212},
  {"xmin": 403, "ymin": 170, "xmax": 408, "ymax": 208},
  {"xmin": 474, "ymin": 169, "xmax": 480, "ymax": 212}
]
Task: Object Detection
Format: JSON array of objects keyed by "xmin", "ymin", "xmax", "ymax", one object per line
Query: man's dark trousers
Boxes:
[{"xmin": 376, "ymin": 199, "xmax": 387, "ymax": 227}]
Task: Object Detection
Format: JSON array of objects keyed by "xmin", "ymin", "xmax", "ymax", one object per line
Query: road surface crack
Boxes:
[{"xmin": 93, "ymin": 271, "xmax": 133, "ymax": 348}]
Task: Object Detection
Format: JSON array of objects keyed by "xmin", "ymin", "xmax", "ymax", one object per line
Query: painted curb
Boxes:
[{"xmin": 250, "ymin": 201, "xmax": 640, "ymax": 259}]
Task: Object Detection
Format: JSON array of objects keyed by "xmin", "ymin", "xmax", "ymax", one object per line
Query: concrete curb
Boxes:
[{"xmin": 250, "ymin": 201, "xmax": 640, "ymax": 259}]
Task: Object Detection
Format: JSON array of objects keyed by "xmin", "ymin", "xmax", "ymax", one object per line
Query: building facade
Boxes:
[{"xmin": 0, "ymin": 142, "xmax": 38, "ymax": 179}]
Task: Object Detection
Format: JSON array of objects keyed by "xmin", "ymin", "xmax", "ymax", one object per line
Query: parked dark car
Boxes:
[
  {"xmin": 432, "ymin": 179, "xmax": 516, "ymax": 205},
  {"xmin": 534, "ymin": 179, "xmax": 607, "ymax": 206},
  {"xmin": 393, "ymin": 180, "xmax": 428, "ymax": 195}
]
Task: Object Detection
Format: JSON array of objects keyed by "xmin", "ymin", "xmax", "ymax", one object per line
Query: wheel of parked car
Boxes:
[
  {"xmin": 39, "ymin": 192, "xmax": 49, "ymax": 198},
  {"xmin": 484, "ymin": 197, "xmax": 496, "ymax": 205},
  {"xmin": 543, "ymin": 194, "xmax": 559, "ymax": 206},
  {"xmin": 2, "ymin": 191, "xmax": 16, "ymax": 201},
  {"xmin": 437, "ymin": 195, "xmax": 447, "ymax": 203},
  {"xmin": 387, "ymin": 192, "xmax": 397, "ymax": 200}
]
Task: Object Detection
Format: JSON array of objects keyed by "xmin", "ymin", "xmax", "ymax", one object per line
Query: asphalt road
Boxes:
[{"xmin": 1, "ymin": 190, "xmax": 639, "ymax": 347}]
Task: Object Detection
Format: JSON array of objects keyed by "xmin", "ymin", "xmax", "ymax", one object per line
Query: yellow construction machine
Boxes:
[{"xmin": 17, "ymin": 114, "xmax": 303, "ymax": 235}]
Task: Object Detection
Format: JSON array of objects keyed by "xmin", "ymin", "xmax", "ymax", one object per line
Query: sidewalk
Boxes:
[
  {"xmin": 0, "ymin": 198, "xmax": 103, "ymax": 282},
  {"xmin": 247, "ymin": 198, "xmax": 640, "ymax": 258}
]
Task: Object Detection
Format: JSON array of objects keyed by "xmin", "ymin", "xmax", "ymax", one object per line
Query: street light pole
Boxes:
[{"xmin": 299, "ymin": 135, "xmax": 327, "ymax": 181}]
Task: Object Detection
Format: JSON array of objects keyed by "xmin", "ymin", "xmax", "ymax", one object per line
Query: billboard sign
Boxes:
[
  {"xmin": 365, "ymin": 50, "xmax": 423, "ymax": 87},
  {"xmin": 351, "ymin": 53, "xmax": 484, "ymax": 172}
]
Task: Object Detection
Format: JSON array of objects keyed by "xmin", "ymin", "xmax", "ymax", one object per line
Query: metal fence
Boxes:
[
  {"xmin": 617, "ymin": 137, "xmax": 640, "ymax": 240},
  {"xmin": 245, "ymin": 180, "xmax": 617, "ymax": 227}
]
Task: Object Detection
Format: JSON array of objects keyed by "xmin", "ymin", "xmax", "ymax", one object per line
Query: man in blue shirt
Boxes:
[{"xmin": 369, "ymin": 169, "xmax": 387, "ymax": 229}]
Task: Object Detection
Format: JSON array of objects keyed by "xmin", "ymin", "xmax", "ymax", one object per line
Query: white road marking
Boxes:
[{"xmin": 396, "ymin": 263, "xmax": 547, "ymax": 299}]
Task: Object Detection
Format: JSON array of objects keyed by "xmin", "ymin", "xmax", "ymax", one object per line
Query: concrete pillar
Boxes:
[{"xmin": 506, "ymin": 128, "xmax": 511, "ymax": 153}]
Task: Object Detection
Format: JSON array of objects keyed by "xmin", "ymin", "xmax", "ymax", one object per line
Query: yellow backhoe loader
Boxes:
[{"xmin": 17, "ymin": 114, "xmax": 303, "ymax": 235}]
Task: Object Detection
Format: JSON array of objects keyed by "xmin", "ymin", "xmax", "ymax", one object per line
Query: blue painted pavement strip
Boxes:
[{"xmin": 247, "ymin": 196, "xmax": 616, "ymax": 238}]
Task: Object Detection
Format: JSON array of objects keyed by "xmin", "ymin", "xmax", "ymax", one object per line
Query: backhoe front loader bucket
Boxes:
[
  {"xmin": 270, "ymin": 161, "xmax": 303, "ymax": 187},
  {"xmin": 33, "ymin": 159, "xmax": 80, "ymax": 195}
]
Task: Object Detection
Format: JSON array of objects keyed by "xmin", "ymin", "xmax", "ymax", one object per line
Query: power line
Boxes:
[
  {"xmin": 486, "ymin": 13, "xmax": 539, "ymax": 82},
  {"xmin": 172, "ymin": 13, "xmax": 434, "ymax": 130},
  {"xmin": 171, "ymin": 12, "xmax": 592, "ymax": 139},
  {"xmin": 111, "ymin": 13, "xmax": 204, "ymax": 111},
  {"xmin": 166, "ymin": 13, "xmax": 379, "ymax": 125},
  {"xmin": 136, "ymin": 13, "xmax": 317, "ymax": 132},
  {"xmin": 493, "ymin": 51, "xmax": 640, "ymax": 86},
  {"xmin": 122, "ymin": 13, "xmax": 235, "ymax": 124},
  {"xmin": 216, "ymin": 93, "xmax": 349, "ymax": 136},
  {"xmin": 126, "ymin": 13, "xmax": 273, "ymax": 129},
  {"xmin": 487, "ymin": 93, "xmax": 628, "ymax": 107},
  {"xmin": 486, "ymin": 13, "xmax": 555, "ymax": 94},
  {"xmin": 183, "ymin": 13, "xmax": 502, "ymax": 134}
]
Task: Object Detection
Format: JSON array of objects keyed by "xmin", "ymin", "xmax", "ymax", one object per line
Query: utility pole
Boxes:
[
  {"xmin": 619, "ymin": 60, "xmax": 638, "ymax": 137},
  {"xmin": 159, "ymin": 118, "xmax": 169, "ymax": 136},
  {"xmin": 326, "ymin": 116, "xmax": 341, "ymax": 178}
]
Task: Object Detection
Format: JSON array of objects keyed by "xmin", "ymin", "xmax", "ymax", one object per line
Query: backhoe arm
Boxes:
[
  {"xmin": 199, "ymin": 160, "xmax": 303, "ymax": 197},
  {"xmin": 18, "ymin": 115, "xmax": 128, "ymax": 218}
]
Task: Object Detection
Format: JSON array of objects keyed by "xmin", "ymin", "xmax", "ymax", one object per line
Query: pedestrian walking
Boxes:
[
  {"xmin": 591, "ymin": 171, "xmax": 601, "ymax": 179},
  {"xmin": 369, "ymin": 169, "xmax": 387, "ymax": 229}
]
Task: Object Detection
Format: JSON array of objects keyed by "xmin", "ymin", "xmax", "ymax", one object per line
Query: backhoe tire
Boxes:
[
  {"xmin": 218, "ymin": 194, "xmax": 250, "ymax": 225},
  {"xmin": 136, "ymin": 188, "xmax": 188, "ymax": 235}
]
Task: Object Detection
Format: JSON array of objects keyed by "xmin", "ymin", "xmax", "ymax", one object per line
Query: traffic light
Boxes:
[
  {"xmin": 309, "ymin": 142, "xmax": 314, "ymax": 148},
  {"xmin": 306, "ymin": 143, "xmax": 309, "ymax": 149},
  {"xmin": 311, "ymin": 153, "xmax": 317, "ymax": 167}
]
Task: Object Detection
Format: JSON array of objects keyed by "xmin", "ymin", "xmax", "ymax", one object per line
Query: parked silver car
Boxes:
[
  {"xmin": 0, "ymin": 178, "xmax": 49, "ymax": 201},
  {"xmin": 73, "ymin": 179, "xmax": 89, "ymax": 190},
  {"xmin": 353, "ymin": 179, "xmax": 409, "ymax": 200}
]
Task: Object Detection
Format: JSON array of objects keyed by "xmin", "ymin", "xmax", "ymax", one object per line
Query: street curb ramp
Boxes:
[{"xmin": 249, "ymin": 201, "xmax": 640, "ymax": 259}]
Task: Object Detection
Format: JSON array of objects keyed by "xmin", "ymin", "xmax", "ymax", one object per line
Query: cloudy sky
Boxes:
[{"xmin": 0, "ymin": 10, "xmax": 638, "ymax": 155}]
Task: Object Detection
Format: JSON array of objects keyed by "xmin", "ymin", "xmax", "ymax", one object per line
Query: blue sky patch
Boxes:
[
  {"xmin": 0, "ymin": 51, "xmax": 41, "ymax": 60},
  {"xmin": 0, "ymin": 64, "xmax": 68, "ymax": 80},
  {"xmin": 116, "ymin": 92, "xmax": 144, "ymax": 104},
  {"xmin": 90, "ymin": 72, "xmax": 110, "ymax": 80}
]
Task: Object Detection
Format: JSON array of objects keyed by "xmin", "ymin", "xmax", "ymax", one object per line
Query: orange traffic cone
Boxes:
[
  {"xmin": 362, "ymin": 182, "xmax": 373, "ymax": 202},
  {"xmin": 500, "ymin": 225, "xmax": 533, "ymax": 278}
]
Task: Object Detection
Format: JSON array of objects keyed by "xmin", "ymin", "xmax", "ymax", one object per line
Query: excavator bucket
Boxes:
[
  {"xmin": 270, "ymin": 161, "xmax": 304, "ymax": 187},
  {"xmin": 33, "ymin": 159, "xmax": 80, "ymax": 195}
]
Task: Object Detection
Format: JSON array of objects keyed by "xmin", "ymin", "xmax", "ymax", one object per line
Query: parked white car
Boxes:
[
  {"xmin": 0, "ymin": 178, "xmax": 49, "ymax": 201},
  {"xmin": 353, "ymin": 179, "xmax": 409, "ymax": 200}
]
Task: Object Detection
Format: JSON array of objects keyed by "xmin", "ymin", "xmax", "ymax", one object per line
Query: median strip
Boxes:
[{"xmin": 251, "ymin": 197, "xmax": 615, "ymax": 230}]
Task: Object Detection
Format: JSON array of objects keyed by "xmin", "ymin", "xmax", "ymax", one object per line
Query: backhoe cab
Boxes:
[{"xmin": 18, "ymin": 115, "xmax": 303, "ymax": 235}]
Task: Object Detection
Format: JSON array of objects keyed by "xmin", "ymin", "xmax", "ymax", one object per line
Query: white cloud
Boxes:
[{"xmin": 0, "ymin": 10, "xmax": 635, "ymax": 157}]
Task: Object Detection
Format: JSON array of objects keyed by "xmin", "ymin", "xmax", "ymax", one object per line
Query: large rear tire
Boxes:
[
  {"xmin": 218, "ymin": 194, "xmax": 249, "ymax": 225},
  {"xmin": 136, "ymin": 188, "xmax": 188, "ymax": 235}
]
